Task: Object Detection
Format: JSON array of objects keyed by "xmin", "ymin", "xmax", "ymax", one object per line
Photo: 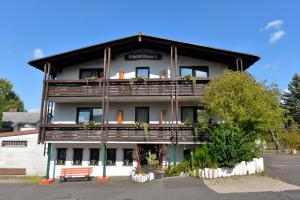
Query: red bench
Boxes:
[{"xmin": 60, "ymin": 167, "xmax": 93, "ymax": 182}]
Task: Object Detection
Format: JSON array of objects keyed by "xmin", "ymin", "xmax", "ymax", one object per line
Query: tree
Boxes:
[
  {"xmin": 282, "ymin": 74, "xmax": 300, "ymax": 127},
  {"xmin": 0, "ymin": 78, "xmax": 24, "ymax": 126},
  {"xmin": 199, "ymin": 70, "xmax": 287, "ymax": 149}
]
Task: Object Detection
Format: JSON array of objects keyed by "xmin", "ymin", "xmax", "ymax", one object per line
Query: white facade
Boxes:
[
  {"xmin": 47, "ymin": 49, "xmax": 227, "ymax": 177},
  {"xmin": 49, "ymin": 143, "xmax": 195, "ymax": 178},
  {"xmin": 0, "ymin": 133, "xmax": 47, "ymax": 176},
  {"xmin": 56, "ymin": 50, "xmax": 227, "ymax": 80}
]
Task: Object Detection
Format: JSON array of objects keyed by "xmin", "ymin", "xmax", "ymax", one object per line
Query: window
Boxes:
[
  {"xmin": 136, "ymin": 67, "xmax": 149, "ymax": 78},
  {"xmin": 123, "ymin": 149, "xmax": 133, "ymax": 166},
  {"xmin": 79, "ymin": 68, "xmax": 103, "ymax": 79},
  {"xmin": 181, "ymin": 107, "xmax": 195, "ymax": 122},
  {"xmin": 56, "ymin": 148, "xmax": 67, "ymax": 165},
  {"xmin": 180, "ymin": 66, "xmax": 209, "ymax": 78},
  {"xmin": 90, "ymin": 149, "xmax": 100, "ymax": 165},
  {"xmin": 183, "ymin": 149, "xmax": 192, "ymax": 160},
  {"xmin": 77, "ymin": 107, "xmax": 102, "ymax": 123},
  {"xmin": 1, "ymin": 141, "xmax": 27, "ymax": 148},
  {"xmin": 135, "ymin": 107, "xmax": 149, "ymax": 123},
  {"xmin": 107, "ymin": 149, "xmax": 116, "ymax": 166},
  {"xmin": 181, "ymin": 107, "xmax": 204, "ymax": 123},
  {"xmin": 73, "ymin": 148, "xmax": 83, "ymax": 165},
  {"xmin": 92, "ymin": 108, "xmax": 102, "ymax": 122}
]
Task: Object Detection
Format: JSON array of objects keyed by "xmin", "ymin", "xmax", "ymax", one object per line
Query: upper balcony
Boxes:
[
  {"xmin": 41, "ymin": 123, "xmax": 198, "ymax": 143},
  {"xmin": 46, "ymin": 78, "xmax": 210, "ymax": 102}
]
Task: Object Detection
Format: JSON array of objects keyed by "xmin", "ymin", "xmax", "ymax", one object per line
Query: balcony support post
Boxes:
[
  {"xmin": 174, "ymin": 47, "xmax": 179, "ymax": 145},
  {"xmin": 102, "ymin": 143, "xmax": 107, "ymax": 177},
  {"xmin": 173, "ymin": 143, "xmax": 177, "ymax": 165},
  {"xmin": 45, "ymin": 143, "xmax": 52, "ymax": 179},
  {"xmin": 38, "ymin": 64, "xmax": 47, "ymax": 144},
  {"xmin": 236, "ymin": 58, "xmax": 244, "ymax": 72}
]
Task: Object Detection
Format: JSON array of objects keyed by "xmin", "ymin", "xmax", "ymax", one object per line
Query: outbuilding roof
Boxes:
[{"xmin": 2, "ymin": 112, "xmax": 40, "ymax": 127}]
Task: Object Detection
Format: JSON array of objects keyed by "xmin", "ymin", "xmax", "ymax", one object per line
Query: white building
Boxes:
[
  {"xmin": 0, "ymin": 129, "xmax": 47, "ymax": 176},
  {"xmin": 28, "ymin": 34, "xmax": 259, "ymax": 178}
]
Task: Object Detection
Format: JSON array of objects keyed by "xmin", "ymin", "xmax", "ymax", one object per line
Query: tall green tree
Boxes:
[
  {"xmin": 282, "ymin": 74, "xmax": 300, "ymax": 127},
  {"xmin": 199, "ymin": 70, "xmax": 287, "ymax": 149},
  {"xmin": 0, "ymin": 78, "xmax": 24, "ymax": 126}
]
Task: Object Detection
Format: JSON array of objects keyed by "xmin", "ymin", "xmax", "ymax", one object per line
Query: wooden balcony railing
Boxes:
[
  {"xmin": 42, "ymin": 123, "xmax": 197, "ymax": 143},
  {"xmin": 46, "ymin": 78, "xmax": 210, "ymax": 98}
]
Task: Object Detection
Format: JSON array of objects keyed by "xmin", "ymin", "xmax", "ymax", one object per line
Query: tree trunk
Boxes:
[{"xmin": 270, "ymin": 131, "xmax": 281, "ymax": 151}]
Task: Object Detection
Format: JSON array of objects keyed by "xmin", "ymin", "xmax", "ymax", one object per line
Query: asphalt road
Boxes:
[
  {"xmin": 264, "ymin": 153, "xmax": 300, "ymax": 186},
  {"xmin": 0, "ymin": 153, "xmax": 299, "ymax": 200}
]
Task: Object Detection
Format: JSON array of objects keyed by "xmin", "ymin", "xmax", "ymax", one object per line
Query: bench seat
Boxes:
[{"xmin": 60, "ymin": 167, "xmax": 93, "ymax": 182}]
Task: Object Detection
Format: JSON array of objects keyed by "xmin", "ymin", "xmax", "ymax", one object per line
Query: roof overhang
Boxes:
[{"xmin": 28, "ymin": 34, "xmax": 260, "ymax": 72}]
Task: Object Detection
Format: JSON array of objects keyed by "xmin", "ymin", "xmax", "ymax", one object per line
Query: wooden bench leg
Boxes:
[{"xmin": 59, "ymin": 176, "xmax": 66, "ymax": 183}]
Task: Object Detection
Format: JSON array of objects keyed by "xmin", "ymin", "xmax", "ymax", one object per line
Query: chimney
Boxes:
[{"xmin": 9, "ymin": 108, "xmax": 19, "ymax": 112}]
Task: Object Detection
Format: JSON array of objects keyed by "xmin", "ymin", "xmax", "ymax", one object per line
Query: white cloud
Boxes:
[
  {"xmin": 263, "ymin": 63, "xmax": 278, "ymax": 70},
  {"xmin": 283, "ymin": 88, "xmax": 290, "ymax": 94},
  {"xmin": 260, "ymin": 19, "xmax": 285, "ymax": 44},
  {"xmin": 260, "ymin": 19, "xmax": 284, "ymax": 31},
  {"xmin": 28, "ymin": 108, "xmax": 40, "ymax": 113},
  {"xmin": 33, "ymin": 48, "xmax": 44, "ymax": 59},
  {"xmin": 269, "ymin": 30, "xmax": 286, "ymax": 44}
]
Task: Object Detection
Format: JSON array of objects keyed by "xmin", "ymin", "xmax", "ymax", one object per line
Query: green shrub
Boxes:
[
  {"xmin": 193, "ymin": 124, "xmax": 259, "ymax": 168},
  {"xmin": 164, "ymin": 160, "xmax": 190, "ymax": 177},
  {"xmin": 279, "ymin": 131, "xmax": 300, "ymax": 150}
]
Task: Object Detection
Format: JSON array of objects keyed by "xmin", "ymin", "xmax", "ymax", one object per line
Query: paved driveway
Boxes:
[
  {"xmin": 264, "ymin": 153, "xmax": 300, "ymax": 186},
  {"xmin": 0, "ymin": 176, "xmax": 300, "ymax": 200}
]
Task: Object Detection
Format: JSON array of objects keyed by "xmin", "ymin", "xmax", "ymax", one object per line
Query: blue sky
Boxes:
[{"xmin": 0, "ymin": 0, "xmax": 299, "ymax": 111}]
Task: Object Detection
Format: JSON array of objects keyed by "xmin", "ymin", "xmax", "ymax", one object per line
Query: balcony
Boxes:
[
  {"xmin": 42, "ymin": 124, "xmax": 197, "ymax": 143},
  {"xmin": 46, "ymin": 78, "xmax": 210, "ymax": 99}
]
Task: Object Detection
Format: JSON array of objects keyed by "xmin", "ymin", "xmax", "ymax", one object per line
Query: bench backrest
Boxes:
[{"xmin": 61, "ymin": 167, "xmax": 93, "ymax": 176}]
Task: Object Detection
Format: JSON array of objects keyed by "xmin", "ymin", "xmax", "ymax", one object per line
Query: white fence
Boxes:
[
  {"xmin": 131, "ymin": 172, "xmax": 154, "ymax": 183},
  {"xmin": 197, "ymin": 157, "xmax": 264, "ymax": 179}
]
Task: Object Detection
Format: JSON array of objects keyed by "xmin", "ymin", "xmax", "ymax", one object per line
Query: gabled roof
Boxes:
[
  {"xmin": 2, "ymin": 112, "xmax": 40, "ymax": 127},
  {"xmin": 28, "ymin": 34, "xmax": 260, "ymax": 71}
]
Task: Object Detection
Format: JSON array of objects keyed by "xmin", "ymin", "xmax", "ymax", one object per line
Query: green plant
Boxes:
[
  {"xmin": 134, "ymin": 166, "xmax": 145, "ymax": 175},
  {"xmin": 164, "ymin": 160, "xmax": 191, "ymax": 177},
  {"xmin": 84, "ymin": 121, "xmax": 101, "ymax": 133},
  {"xmin": 147, "ymin": 154, "xmax": 159, "ymax": 172},
  {"xmin": 279, "ymin": 131, "xmax": 300, "ymax": 150},
  {"xmin": 123, "ymin": 159, "xmax": 132, "ymax": 166},
  {"xmin": 56, "ymin": 159, "xmax": 65, "ymax": 165},
  {"xmin": 135, "ymin": 122, "xmax": 149, "ymax": 140},
  {"xmin": 107, "ymin": 160, "xmax": 115, "ymax": 166},
  {"xmin": 74, "ymin": 160, "xmax": 82, "ymax": 165},
  {"xmin": 85, "ymin": 76, "xmax": 98, "ymax": 86},
  {"xmin": 201, "ymin": 70, "xmax": 288, "ymax": 150},
  {"xmin": 182, "ymin": 75, "xmax": 197, "ymax": 86},
  {"xmin": 129, "ymin": 76, "xmax": 146, "ymax": 88},
  {"xmin": 90, "ymin": 159, "xmax": 98, "ymax": 166},
  {"xmin": 193, "ymin": 124, "xmax": 259, "ymax": 168},
  {"xmin": 183, "ymin": 119, "xmax": 193, "ymax": 126},
  {"xmin": 282, "ymin": 74, "xmax": 300, "ymax": 127}
]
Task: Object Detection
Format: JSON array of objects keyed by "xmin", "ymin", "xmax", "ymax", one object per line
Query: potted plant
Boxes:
[
  {"xmin": 90, "ymin": 159, "xmax": 98, "ymax": 166},
  {"xmin": 84, "ymin": 121, "xmax": 101, "ymax": 134},
  {"xmin": 129, "ymin": 76, "xmax": 146, "ymax": 89},
  {"xmin": 182, "ymin": 75, "xmax": 197, "ymax": 86},
  {"xmin": 123, "ymin": 159, "xmax": 132, "ymax": 166},
  {"xmin": 74, "ymin": 160, "xmax": 82, "ymax": 165},
  {"xmin": 147, "ymin": 154, "xmax": 164, "ymax": 179},
  {"xmin": 107, "ymin": 160, "xmax": 114, "ymax": 166},
  {"xmin": 56, "ymin": 159, "xmax": 65, "ymax": 165}
]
